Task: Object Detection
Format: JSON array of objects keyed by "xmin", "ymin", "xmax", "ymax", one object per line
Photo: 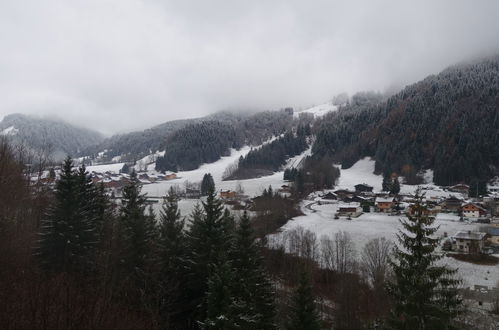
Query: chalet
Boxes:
[
  {"xmin": 336, "ymin": 203, "xmax": 362, "ymax": 218},
  {"xmin": 462, "ymin": 203, "xmax": 487, "ymax": 219},
  {"xmin": 354, "ymin": 183, "xmax": 373, "ymax": 193},
  {"xmin": 165, "ymin": 173, "xmax": 177, "ymax": 180},
  {"xmin": 407, "ymin": 204, "xmax": 433, "ymax": 217},
  {"xmin": 375, "ymin": 196, "xmax": 395, "ymax": 213},
  {"xmin": 220, "ymin": 190, "xmax": 237, "ymax": 200},
  {"xmin": 452, "ymin": 231, "xmax": 486, "ymax": 254},
  {"xmin": 334, "ymin": 189, "xmax": 354, "ymax": 200},
  {"xmin": 321, "ymin": 192, "xmax": 337, "ymax": 200},
  {"xmin": 448, "ymin": 184, "xmax": 470, "ymax": 196},
  {"xmin": 440, "ymin": 196, "xmax": 462, "ymax": 212},
  {"xmin": 278, "ymin": 185, "xmax": 292, "ymax": 198},
  {"xmin": 487, "ymin": 176, "xmax": 499, "ymax": 194}
]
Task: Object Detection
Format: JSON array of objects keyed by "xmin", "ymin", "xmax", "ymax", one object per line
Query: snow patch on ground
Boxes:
[
  {"xmin": 1, "ymin": 126, "xmax": 19, "ymax": 136},
  {"xmin": 335, "ymin": 157, "xmax": 382, "ymax": 191},
  {"xmin": 134, "ymin": 150, "xmax": 166, "ymax": 171},
  {"xmin": 336, "ymin": 158, "xmax": 467, "ymax": 199},
  {"xmin": 294, "ymin": 102, "xmax": 338, "ymax": 118},
  {"xmin": 284, "ymin": 145, "xmax": 312, "ymax": 169}
]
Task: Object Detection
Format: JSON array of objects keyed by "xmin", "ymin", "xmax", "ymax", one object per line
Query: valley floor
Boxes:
[
  {"xmin": 128, "ymin": 147, "xmax": 498, "ymax": 289},
  {"xmin": 269, "ymin": 200, "xmax": 498, "ymax": 288}
]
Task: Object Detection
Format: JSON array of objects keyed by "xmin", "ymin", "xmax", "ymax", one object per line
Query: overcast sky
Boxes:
[{"xmin": 1, "ymin": 0, "xmax": 498, "ymax": 135}]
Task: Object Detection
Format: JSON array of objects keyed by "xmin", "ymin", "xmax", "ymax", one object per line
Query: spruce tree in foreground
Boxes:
[
  {"xmin": 230, "ymin": 211, "xmax": 277, "ymax": 329},
  {"xmin": 119, "ymin": 171, "xmax": 157, "ymax": 279},
  {"xmin": 157, "ymin": 186, "xmax": 186, "ymax": 328},
  {"xmin": 387, "ymin": 192, "xmax": 461, "ymax": 329},
  {"xmin": 185, "ymin": 188, "xmax": 234, "ymax": 322},
  {"xmin": 287, "ymin": 271, "xmax": 322, "ymax": 330},
  {"xmin": 201, "ymin": 259, "xmax": 237, "ymax": 329},
  {"xmin": 37, "ymin": 157, "xmax": 97, "ymax": 273}
]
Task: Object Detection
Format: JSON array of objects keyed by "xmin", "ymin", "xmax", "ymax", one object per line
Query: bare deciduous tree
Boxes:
[
  {"xmin": 360, "ymin": 237, "xmax": 392, "ymax": 288},
  {"xmin": 320, "ymin": 231, "xmax": 356, "ymax": 274},
  {"xmin": 285, "ymin": 226, "xmax": 319, "ymax": 261}
]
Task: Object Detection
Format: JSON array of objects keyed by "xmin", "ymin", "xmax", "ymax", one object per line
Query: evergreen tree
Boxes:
[
  {"xmin": 287, "ymin": 271, "xmax": 322, "ymax": 330},
  {"xmin": 469, "ymin": 180, "xmax": 487, "ymax": 198},
  {"xmin": 119, "ymin": 171, "xmax": 157, "ymax": 279},
  {"xmin": 294, "ymin": 171, "xmax": 305, "ymax": 195},
  {"xmin": 185, "ymin": 188, "xmax": 234, "ymax": 322},
  {"xmin": 37, "ymin": 157, "xmax": 97, "ymax": 273},
  {"xmin": 120, "ymin": 163, "xmax": 130, "ymax": 174},
  {"xmin": 49, "ymin": 167, "xmax": 56, "ymax": 180},
  {"xmin": 390, "ymin": 176, "xmax": 400, "ymax": 195},
  {"xmin": 387, "ymin": 192, "xmax": 462, "ymax": 329},
  {"xmin": 382, "ymin": 173, "xmax": 391, "ymax": 192},
  {"xmin": 230, "ymin": 211, "xmax": 276, "ymax": 329},
  {"xmin": 158, "ymin": 187, "xmax": 186, "ymax": 328},
  {"xmin": 201, "ymin": 173, "xmax": 216, "ymax": 196},
  {"xmin": 201, "ymin": 260, "xmax": 237, "ymax": 330}
]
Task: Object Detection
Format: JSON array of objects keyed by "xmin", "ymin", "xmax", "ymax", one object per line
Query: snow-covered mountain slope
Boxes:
[{"xmin": 0, "ymin": 113, "xmax": 104, "ymax": 159}]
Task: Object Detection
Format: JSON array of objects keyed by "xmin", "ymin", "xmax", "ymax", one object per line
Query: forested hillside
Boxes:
[
  {"xmin": 0, "ymin": 114, "xmax": 103, "ymax": 159},
  {"xmin": 225, "ymin": 126, "xmax": 310, "ymax": 180},
  {"xmin": 80, "ymin": 111, "xmax": 245, "ymax": 162},
  {"xmin": 313, "ymin": 56, "xmax": 499, "ymax": 186},
  {"xmin": 155, "ymin": 121, "xmax": 243, "ymax": 172},
  {"xmin": 155, "ymin": 110, "xmax": 294, "ymax": 172}
]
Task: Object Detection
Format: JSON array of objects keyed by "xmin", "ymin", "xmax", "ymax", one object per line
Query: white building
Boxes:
[{"xmin": 452, "ymin": 231, "xmax": 486, "ymax": 254}]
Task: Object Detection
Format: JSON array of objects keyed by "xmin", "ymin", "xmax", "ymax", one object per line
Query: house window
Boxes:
[{"xmin": 459, "ymin": 245, "xmax": 463, "ymax": 250}]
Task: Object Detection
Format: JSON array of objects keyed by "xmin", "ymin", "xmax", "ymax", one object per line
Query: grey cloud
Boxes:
[{"xmin": 1, "ymin": 0, "xmax": 498, "ymax": 134}]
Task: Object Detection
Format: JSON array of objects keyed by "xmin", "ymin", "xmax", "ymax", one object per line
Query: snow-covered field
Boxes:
[
  {"xmin": 335, "ymin": 157, "xmax": 466, "ymax": 199},
  {"xmin": 269, "ymin": 201, "xmax": 498, "ymax": 288},
  {"xmin": 86, "ymin": 162, "xmax": 125, "ymax": 174},
  {"xmin": 265, "ymin": 157, "xmax": 498, "ymax": 288},
  {"xmin": 141, "ymin": 145, "xmax": 291, "ymax": 215}
]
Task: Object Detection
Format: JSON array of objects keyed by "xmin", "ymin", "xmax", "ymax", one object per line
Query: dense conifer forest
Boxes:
[
  {"xmin": 225, "ymin": 126, "xmax": 310, "ymax": 180},
  {"xmin": 313, "ymin": 56, "xmax": 499, "ymax": 186},
  {"xmin": 155, "ymin": 110, "xmax": 294, "ymax": 173}
]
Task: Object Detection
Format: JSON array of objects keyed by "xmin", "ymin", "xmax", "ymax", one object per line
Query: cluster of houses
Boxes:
[
  {"xmin": 315, "ymin": 182, "xmax": 499, "ymax": 254},
  {"xmin": 89, "ymin": 171, "xmax": 177, "ymax": 196}
]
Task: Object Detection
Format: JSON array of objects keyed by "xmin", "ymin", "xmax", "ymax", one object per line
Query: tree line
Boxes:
[{"xmin": 225, "ymin": 126, "xmax": 310, "ymax": 180}]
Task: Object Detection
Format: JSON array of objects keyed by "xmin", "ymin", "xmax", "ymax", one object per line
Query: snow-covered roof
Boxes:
[
  {"xmin": 376, "ymin": 197, "xmax": 394, "ymax": 203},
  {"xmin": 452, "ymin": 231, "xmax": 486, "ymax": 240},
  {"xmin": 338, "ymin": 202, "xmax": 361, "ymax": 208}
]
